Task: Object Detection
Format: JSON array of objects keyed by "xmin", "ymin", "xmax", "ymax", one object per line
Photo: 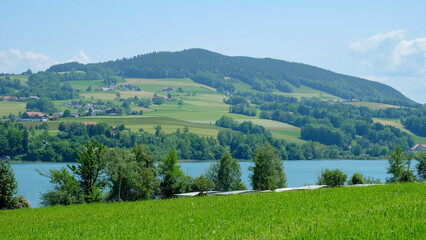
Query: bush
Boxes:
[
  {"xmin": 348, "ymin": 173, "xmax": 366, "ymax": 185},
  {"xmin": 317, "ymin": 169, "xmax": 347, "ymax": 187},
  {"xmin": 14, "ymin": 196, "xmax": 31, "ymax": 209},
  {"xmin": 364, "ymin": 176, "xmax": 382, "ymax": 184}
]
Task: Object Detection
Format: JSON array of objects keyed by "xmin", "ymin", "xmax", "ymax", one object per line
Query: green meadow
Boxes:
[
  {"xmin": 0, "ymin": 183, "xmax": 424, "ymax": 239},
  {"xmin": 0, "ymin": 101, "xmax": 26, "ymax": 116},
  {"xmin": 274, "ymin": 85, "xmax": 341, "ymax": 100}
]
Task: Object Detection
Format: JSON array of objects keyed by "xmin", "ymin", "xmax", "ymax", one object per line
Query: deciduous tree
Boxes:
[
  {"xmin": 68, "ymin": 141, "xmax": 106, "ymax": 203},
  {"xmin": 250, "ymin": 144, "xmax": 287, "ymax": 190}
]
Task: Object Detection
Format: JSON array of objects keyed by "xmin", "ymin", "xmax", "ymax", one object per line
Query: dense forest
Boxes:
[{"xmin": 45, "ymin": 49, "xmax": 416, "ymax": 106}]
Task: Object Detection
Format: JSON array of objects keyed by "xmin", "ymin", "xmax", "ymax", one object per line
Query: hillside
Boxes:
[
  {"xmin": 46, "ymin": 49, "xmax": 416, "ymax": 107},
  {"xmin": 1, "ymin": 183, "xmax": 424, "ymax": 239}
]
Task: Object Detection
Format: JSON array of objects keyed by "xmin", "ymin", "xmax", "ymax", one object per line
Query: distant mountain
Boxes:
[{"xmin": 47, "ymin": 48, "xmax": 416, "ymax": 106}]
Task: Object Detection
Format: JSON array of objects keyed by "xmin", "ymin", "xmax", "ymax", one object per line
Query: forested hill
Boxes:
[{"xmin": 47, "ymin": 48, "xmax": 415, "ymax": 106}]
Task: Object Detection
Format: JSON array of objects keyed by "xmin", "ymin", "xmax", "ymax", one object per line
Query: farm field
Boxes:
[
  {"xmin": 274, "ymin": 85, "xmax": 341, "ymax": 100},
  {"xmin": 0, "ymin": 101, "xmax": 26, "ymax": 116},
  {"xmin": 6, "ymin": 76, "xmax": 425, "ymax": 145},
  {"xmin": 65, "ymin": 80, "xmax": 103, "ymax": 91},
  {"xmin": 373, "ymin": 118, "xmax": 426, "ymax": 144},
  {"xmin": 0, "ymin": 74, "xmax": 29, "ymax": 83},
  {"xmin": 345, "ymin": 101, "xmax": 401, "ymax": 110},
  {"xmin": 1, "ymin": 183, "xmax": 424, "ymax": 239}
]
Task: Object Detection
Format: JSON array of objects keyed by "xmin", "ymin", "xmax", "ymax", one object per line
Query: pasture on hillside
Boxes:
[
  {"xmin": 373, "ymin": 118, "xmax": 426, "ymax": 144},
  {"xmin": 0, "ymin": 101, "xmax": 26, "ymax": 116},
  {"xmin": 274, "ymin": 85, "xmax": 341, "ymax": 100}
]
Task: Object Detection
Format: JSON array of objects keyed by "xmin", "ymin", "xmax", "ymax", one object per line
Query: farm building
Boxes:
[
  {"xmin": 162, "ymin": 87, "xmax": 175, "ymax": 92},
  {"xmin": 106, "ymin": 107, "xmax": 118, "ymax": 116},
  {"xmin": 1, "ymin": 96, "xmax": 18, "ymax": 101},
  {"xmin": 411, "ymin": 144, "xmax": 426, "ymax": 151},
  {"xmin": 19, "ymin": 112, "xmax": 49, "ymax": 122}
]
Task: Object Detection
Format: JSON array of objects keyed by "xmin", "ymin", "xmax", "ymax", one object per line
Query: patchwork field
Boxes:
[
  {"xmin": 1, "ymin": 183, "xmax": 424, "ymax": 239},
  {"xmin": 6, "ymin": 77, "xmax": 425, "ymax": 145},
  {"xmin": 126, "ymin": 78, "xmax": 217, "ymax": 93}
]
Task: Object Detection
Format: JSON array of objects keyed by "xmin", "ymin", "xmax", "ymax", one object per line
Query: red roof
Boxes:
[
  {"xmin": 25, "ymin": 112, "xmax": 48, "ymax": 117},
  {"xmin": 411, "ymin": 144, "xmax": 426, "ymax": 150}
]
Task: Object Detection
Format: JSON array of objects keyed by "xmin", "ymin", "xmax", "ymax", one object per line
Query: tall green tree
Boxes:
[
  {"xmin": 68, "ymin": 141, "xmax": 106, "ymax": 203},
  {"xmin": 415, "ymin": 151, "xmax": 426, "ymax": 181},
  {"xmin": 0, "ymin": 135, "xmax": 10, "ymax": 156},
  {"xmin": 386, "ymin": 146, "xmax": 415, "ymax": 183},
  {"xmin": 207, "ymin": 152, "xmax": 246, "ymax": 191},
  {"xmin": 250, "ymin": 144, "xmax": 287, "ymax": 190},
  {"xmin": 158, "ymin": 150, "xmax": 184, "ymax": 198},
  {"xmin": 0, "ymin": 161, "xmax": 18, "ymax": 210},
  {"xmin": 132, "ymin": 145, "xmax": 160, "ymax": 200},
  {"xmin": 105, "ymin": 148, "xmax": 134, "ymax": 202}
]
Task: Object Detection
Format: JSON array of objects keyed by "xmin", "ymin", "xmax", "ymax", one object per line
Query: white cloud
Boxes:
[
  {"xmin": 350, "ymin": 30, "xmax": 426, "ymax": 75},
  {"xmin": 0, "ymin": 49, "xmax": 92, "ymax": 74},
  {"xmin": 0, "ymin": 49, "xmax": 54, "ymax": 73},
  {"xmin": 350, "ymin": 30, "xmax": 426, "ymax": 103},
  {"xmin": 70, "ymin": 50, "xmax": 91, "ymax": 64},
  {"xmin": 350, "ymin": 29, "xmax": 405, "ymax": 54}
]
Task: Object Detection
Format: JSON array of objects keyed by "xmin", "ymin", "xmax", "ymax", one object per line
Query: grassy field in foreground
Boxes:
[{"xmin": 1, "ymin": 183, "xmax": 424, "ymax": 239}]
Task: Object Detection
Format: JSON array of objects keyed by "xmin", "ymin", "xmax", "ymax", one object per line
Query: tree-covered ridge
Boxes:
[{"xmin": 47, "ymin": 48, "xmax": 416, "ymax": 106}]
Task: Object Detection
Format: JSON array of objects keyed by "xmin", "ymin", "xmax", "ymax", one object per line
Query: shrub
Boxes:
[
  {"xmin": 14, "ymin": 196, "xmax": 31, "ymax": 209},
  {"xmin": 317, "ymin": 169, "xmax": 347, "ymax": 187},
  {"xmin": 348, "ymin": 173, "xmax": 366, "ymax": 185}
]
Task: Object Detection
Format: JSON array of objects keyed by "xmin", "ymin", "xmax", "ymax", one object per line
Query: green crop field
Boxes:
[{"xmin": 0, "ymin": 183, "xmax": 424, "ymax": 239}]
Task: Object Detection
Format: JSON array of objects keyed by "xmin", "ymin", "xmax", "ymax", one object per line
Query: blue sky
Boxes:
[{"xmin": 1, "ymin": 0, "xmax": 425, "ymax": 103}]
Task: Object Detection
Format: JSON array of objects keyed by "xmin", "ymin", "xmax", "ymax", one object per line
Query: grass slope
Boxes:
[
  {"xmin": 373, "ymin": 118, "xmax": 426, "ymax": 144},
  {"xmin": 345, "ymin": 101, "xmax": 401, "ymax": 110},
  {"xmin": 1, "ymin": 183, "xmax": 424, "ymax": 239}
]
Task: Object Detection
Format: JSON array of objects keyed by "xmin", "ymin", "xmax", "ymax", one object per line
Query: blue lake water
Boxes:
[{"xmin": 11, "ymin": 160, "xmax": 405, "ymax": 208}]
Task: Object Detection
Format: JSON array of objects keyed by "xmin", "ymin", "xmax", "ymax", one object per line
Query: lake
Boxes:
[{"xmin": 11, "ymin": 160, "xmax": 400, "ymax": 208}]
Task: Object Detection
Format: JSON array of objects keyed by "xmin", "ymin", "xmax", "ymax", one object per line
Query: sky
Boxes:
[{"xmin": 1, "ymin": 0, "xmax": 425, "ymax": 103}]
